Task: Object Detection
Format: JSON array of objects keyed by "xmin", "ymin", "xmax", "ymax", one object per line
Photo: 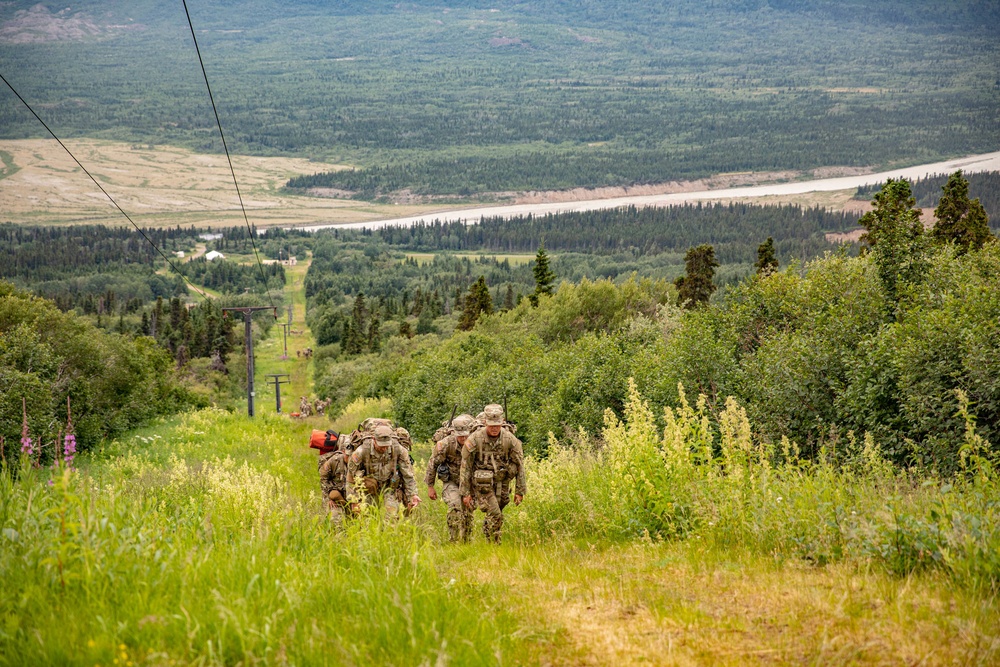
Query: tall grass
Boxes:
[
  {"xmin": 506, "ymin": 381, "xmax": 1000, "ymax": 595},
  {"xmin": 0, "ymin": 410, "xmax": 539, "ymax": 666}
]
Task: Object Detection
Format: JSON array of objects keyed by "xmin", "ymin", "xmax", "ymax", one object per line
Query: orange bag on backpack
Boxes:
[{"xmin": 310, "ymin": 429, "xmax": 340, "ymax": 454}]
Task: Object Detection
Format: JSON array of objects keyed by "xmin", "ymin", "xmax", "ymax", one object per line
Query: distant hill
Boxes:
[{"xmin": 2, "ymin": 0, "xmax": 997, "ymax": 194}]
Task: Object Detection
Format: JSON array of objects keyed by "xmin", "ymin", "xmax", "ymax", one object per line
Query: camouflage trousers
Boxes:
[
  {"xmin": 358, "ymin": 479, "xmax": 404, "ymax": 519},
  {"xmin": 328, "ymin": 499, "xmax": 347, "ymax": 527},
  {"xmin": 471, "ymin": 486, "xmax": 504, "ymax": 544},
  {"xmin": 441, "ymin": 482, "xmax": 472, "ymax": 543},
  {"xmin": 327, "ymin": 489, "xmax": 348, "ymax": 527}
]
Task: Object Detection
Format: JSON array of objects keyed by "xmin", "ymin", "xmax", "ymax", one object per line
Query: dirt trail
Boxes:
[{"xmin": 254, "ymin": 252, "xmax": 318, "ymax": 417}]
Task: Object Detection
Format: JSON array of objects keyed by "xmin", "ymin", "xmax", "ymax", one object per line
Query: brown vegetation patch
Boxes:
[
  {"xmin": 0, "ymin": 4, "xmax": 141, "ymax": 44},
  {"xmin": 826, "ymin": 229, "xmax": 865, "ymax": 244},
  {"xmin": 306, "ymin": 187, "xmax": 356, "ymax": 199},
  {"xmin": 825, "ymin": 88, "xmax": 883, "ymax": 94}
]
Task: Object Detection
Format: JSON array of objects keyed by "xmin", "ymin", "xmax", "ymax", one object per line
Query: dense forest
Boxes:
[
  {"xmin": 2, "ymin": 0, "xmax": 997, "ymax": 195},
  {"xmin": 369, "ymin": 203, "xmax": 861, "ymax": 264},
  {"xmin": 303, "ymin": 201, "xmax": 855, "ymax": 357},
  {"xmin": 0, "ymin": 223, "xmax": 283, "ymax": 375}
]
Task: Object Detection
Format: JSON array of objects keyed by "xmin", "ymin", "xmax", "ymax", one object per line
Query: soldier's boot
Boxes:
[
  {"xmin": 446, "ymin": 509, "xmax": 463, "ymax": 543},
  {"xmin": 486, "ymin": 513, "xmax": 504, "ymax": 544},
  {"xmin": 461, "ymin": 511, "xmax": 473, "ymax": 543}
]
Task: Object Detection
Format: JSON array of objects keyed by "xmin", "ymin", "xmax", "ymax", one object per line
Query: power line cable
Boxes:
[
  {"xmin": 0, "ymin": 71, "xmax": 212, "ymax": 303},
  {"xmin": 181, "ymin": 0, "xmax": 277, "ymax": 317}
]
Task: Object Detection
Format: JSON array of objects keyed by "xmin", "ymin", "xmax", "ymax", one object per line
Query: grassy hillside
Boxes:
[
  {"xmin": 1, "ymin": 0, "xmax": 997, "ymax": 195},
  {"xmin": 2, "ymin": 392, "xmax": 997, "ymax": 665}
]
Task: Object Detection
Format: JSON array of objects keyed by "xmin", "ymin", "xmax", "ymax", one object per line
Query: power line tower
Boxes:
[
  {"xmin": 279, "ymin": 322, "xmax": 291, "ymax": 359},
  {"xmin": 222, "ymin": 306, "xmax": 275, "ymax": 417},
  {"xmin": 264, "ymin": 373, "xmax": 291, "ymax": 413}
]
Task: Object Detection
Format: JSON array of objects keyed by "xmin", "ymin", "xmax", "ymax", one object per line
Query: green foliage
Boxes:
[
  {"xmin": 373, "ymin": 203, "xmax": 858, "ymax": 264},
  {"xmin": 529, "ymin": 243, "xmax": 555, "ymax": 306},
  {"xmin": 754, "ymin": 237, "xmax": 779, "ymax": 276},
  {"xmin": 931, "ymin": 170, "xmax": 994, "ymax": 253},
  {"xmin": 346, "ymin": 277, "xmax": 675, "ymax": 448},
  {"xmin": 178, "ymin": 256, "xmax": 286, "ymax": 295},
  {"xmin": 507, "ymin": 385, "xmax": 1000, "ymax": 593},
  {"xmin": 859, "ymin": 179, "xmax": 927, "ymax": 312},
  {"xmin": 458, "ymin": 276, "xmax": 493, "ymax": 330},
  {"xmin": 855, "ymin": 170, "xmax": 1000, "ymax": 224},
  {"xmin": 0, "ymin": 283, "xmax": 196, "ymax": 459},
  {"xmin": 674, "ymin": 244, "xmax": 718, "ymax": 308},
  {"xmin": 331, "ymin": 237, "xmax": 1000, "ymax": 470}
]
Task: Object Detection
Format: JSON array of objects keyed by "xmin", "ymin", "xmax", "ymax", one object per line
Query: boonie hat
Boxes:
[
  {"xmin": 483, "ymin": 404, "xmax": 505, "ymax": 426},
  {"xmin": 453, "ymin": 414, "xmax": 474, "ymax": 436},
  {"xmin": 373, "ymin": 424, "xmax": 395, "ymax": 443}
]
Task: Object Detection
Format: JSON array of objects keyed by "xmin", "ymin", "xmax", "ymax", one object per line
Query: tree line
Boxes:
[{"xmin": 368, "ymin": 202, "xmax": 861, "ymax": 264}]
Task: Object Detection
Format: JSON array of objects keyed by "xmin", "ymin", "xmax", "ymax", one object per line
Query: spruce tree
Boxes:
[
  {"xmin": 755, "ymin": 237, "xmax": 779, "ymax": 276},
  {"xmin": 367, "ymin": 310, "xmax": 381, "ymax": 353},
  {"xmin": 675, "ymin": 244, "xmax": 719, "ymax": 308},
  {"xmin": 458, "ymin": 276, "xmax": 493, "ymax": 330},
  {"xmin": 344, "ymin": 293, "xmax": 368, "ymax": 354},
  {"xmin": 931, "ymin": 170, "xmax": 993, "ymax": 253},
  {"xmin": 530, "ymin": 243, "xmax": 556, "ymax": 306},
  {"xmin": 860, "ymin": 179, "xmax": 927, "ymax": 311},
  {"xmin": 503, "ymin": 284, "xmax": 515, "ymax": 311}
]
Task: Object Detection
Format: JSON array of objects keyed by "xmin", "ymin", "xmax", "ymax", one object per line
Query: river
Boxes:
[{"xmin": 297, "ymin": 150, "xmax": 1000, "ymax": 232}]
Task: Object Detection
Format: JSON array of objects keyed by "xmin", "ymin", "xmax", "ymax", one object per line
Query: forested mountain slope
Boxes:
[{"xmin": 1, "ymin": 0, "xmax": 996, "ymax": 195}]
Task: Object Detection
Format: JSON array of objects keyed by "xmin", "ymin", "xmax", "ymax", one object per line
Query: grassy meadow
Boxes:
[{"xmin": 2, "ymin": 390, "xmax": 998, "ymax": 665}]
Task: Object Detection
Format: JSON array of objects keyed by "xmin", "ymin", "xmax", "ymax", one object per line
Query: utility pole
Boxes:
[
  {"xmin": 279, "ymin": 322, "xmax": 291, "ymax": 359},
  {"xmin": 222, "ymin": 306, "xmax": 275, "ymax": 417},
  {"xmin": 264, "ymin": 373, "xmax": 290, "ymax": 413}
]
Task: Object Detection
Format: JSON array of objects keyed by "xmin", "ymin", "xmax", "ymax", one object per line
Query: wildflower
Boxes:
[
  {"xmin": 20, "ymin": 397, "xmax": 33, "ymax": 458},
  {"xmin": 64, "ymin": 398, "xmax": 77, "ymax": 469},
  {"xmin": 63, "ymin": 433, "xmax": 77, "ymax": 468}
]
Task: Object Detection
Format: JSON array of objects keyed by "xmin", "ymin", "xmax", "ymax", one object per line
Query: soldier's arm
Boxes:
[
  {"xmin": 458, "ymin": 438, "xmax": 475, "ymax": 497},
  {"xmin": 424, "ymin": 442, "xmax": 443, "ymax": 487},
  {"xmin": 511, "ymin": 436, "xmax": 527, "ymax": 497},
  {"xmin": 319, "ymin": 457, "xmax": 336, "ymax": 498},
  {"xmin": 396, "ymin": 444, "xmax": 420, "ymax": 500},
  {"xmin": 346, "ymin": 448, "xmax": 363, "ymax": 503}
]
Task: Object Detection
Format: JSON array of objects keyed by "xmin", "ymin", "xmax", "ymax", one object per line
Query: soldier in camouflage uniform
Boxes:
[
  {"xmin": 460, "ymin": 404, "xmax": 526, "ymax": 543},
  {"xmin": 348, "ymin": 424, "xmax": 420, "ymax": 518},
  {"xmin": 395, "ymin": 427, "xmax": 413, "ymax": 451},
  {"xmin": 318, "ymin": 434, "xmax": 355, "ymax": 525},
  {"xmin": 426, "ymin": 414, "xmax": 475, "ymax": 542},
  {"xmin": 468, "ymin": 410, "xmax": 521, "ymax": 511}
]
